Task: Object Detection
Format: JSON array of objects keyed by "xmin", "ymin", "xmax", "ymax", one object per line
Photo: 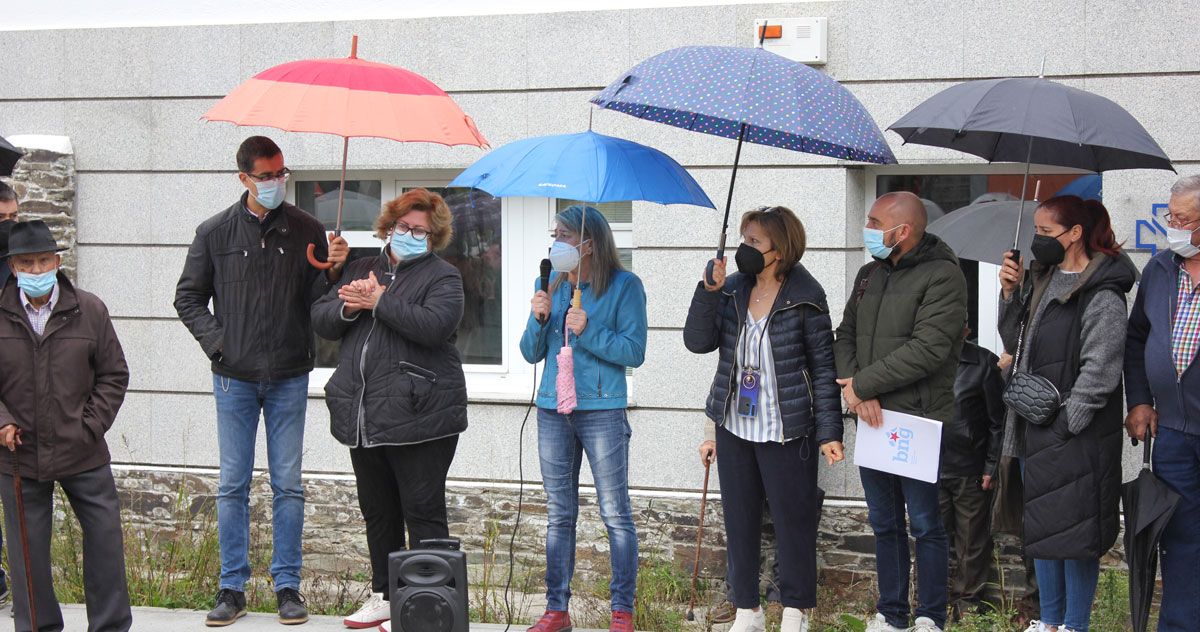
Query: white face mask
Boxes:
[
  {"xmin": 549, "ymin": 240, "xmax": 589, "ymax": 272},
  {"xmin": 1167, "ymin": 225, "xmax": 1200, "ymax": 258}
]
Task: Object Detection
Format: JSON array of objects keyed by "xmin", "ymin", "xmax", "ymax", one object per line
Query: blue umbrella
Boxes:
[
  {"xmin": 591, "ymin": 42, "xmax": 895, "ymax": 282},
  {"xmin": 448, "ymin": 130, "xmax": 714, "ymax": 208},
  {"xmin": 1055, "ymin": 174, "xmax": 1102, "ymax": 201}
]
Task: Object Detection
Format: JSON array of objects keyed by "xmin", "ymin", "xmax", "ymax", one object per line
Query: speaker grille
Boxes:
[{"xmin": 399, "ymin": 591, "xmax": 454, "ymax": 632}]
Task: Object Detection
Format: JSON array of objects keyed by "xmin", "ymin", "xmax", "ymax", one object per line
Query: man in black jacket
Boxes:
[
  {"xmin": 938, "ymin": 327, "xmax": 1004, "ymax": 618},
  {"xmin": 174, "ymin": 136, "xmax": 348, "ymax": 627}
]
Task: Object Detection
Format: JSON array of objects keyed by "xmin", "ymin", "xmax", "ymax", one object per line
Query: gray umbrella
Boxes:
[
  {"xmin": 0, "ymin": 136, "xmax": 22, "ymax": 177},
  {"xmin": 928, "ymin": 200, "xmax": 1037, "ymax": 267},
  {"xmin": 890, "ymin": 76, "xmax": 1174, "ymax": 256}
]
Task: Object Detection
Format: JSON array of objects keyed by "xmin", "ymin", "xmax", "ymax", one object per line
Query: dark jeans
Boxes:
[
  {"xmin": 0, "ymin": 464, "xmax": 132, "ymax": 632},
  {"xmin": 350, "ymin": 434, "xmax": 459, "ymax": 595},
  {"xmin": 1153, "ymin": 426, "xmax": 1200, "ymax": 632},
  {"xmin": 860, "ymin": 467, "xmax": 948, "ymax": 629},
  {"xmin": 723, "ymin": 503, "xmax": 781, "ymax": 603},
  {"xmin": 938, "ymin": 476, "xmax": 994, "ymax": 607},
  {"xmin": 716, "ymin": 425, "xmax": 819, "ymax": 610}
]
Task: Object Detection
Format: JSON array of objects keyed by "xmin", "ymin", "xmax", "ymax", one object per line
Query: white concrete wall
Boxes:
[{"xmin": 2, "ymin": 0, "xmax": 1197, "ymax": 497}]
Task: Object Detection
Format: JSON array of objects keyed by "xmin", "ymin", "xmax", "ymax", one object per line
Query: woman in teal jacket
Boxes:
[{"xmin": 518, "ymin": 205, "xmax": 647, "ymax": 632}]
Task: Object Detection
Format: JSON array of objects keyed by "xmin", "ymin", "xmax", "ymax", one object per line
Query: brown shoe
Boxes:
[{"xmin": 709, "ymin": 599, "xmax": 736, "ymax": 624}]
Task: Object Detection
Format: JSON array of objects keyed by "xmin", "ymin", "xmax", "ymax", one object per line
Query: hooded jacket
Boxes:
[
  {"xmin": 683, "ymin": 263, "xmax": 843, "ymax": 445},
  {"xmin": 833, "ymin": 233, "xmax": 969, "ymax": 424},
  {"xmin": 0, "ymin": 275, "xmax": 128, "ymax": 481},
  {"xmin": 1007, "ymin": 252, "xmax": 1137, "ymax": 559}
]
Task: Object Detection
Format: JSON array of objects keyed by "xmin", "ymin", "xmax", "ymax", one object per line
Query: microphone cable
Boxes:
[{"xmin": 501, "ymin": 360, "xmax": 539, "ymax": 632}]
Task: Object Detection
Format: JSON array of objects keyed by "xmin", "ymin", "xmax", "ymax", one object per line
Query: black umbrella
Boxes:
[
  {"xmin": 1122, "ymin": 436, "xmax": 1180, "ymax": 632},
  {"xmin": 0, "ymin": 136, "xmax": 22, "ymax": 177},
  {"xmin": 889, "ymin": 76, "xmax": 1174, "ymax": 259}
]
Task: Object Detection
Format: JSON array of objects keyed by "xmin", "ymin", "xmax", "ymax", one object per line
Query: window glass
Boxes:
[
  {"xmin": 405, "ymin": 187, "xmax": 503, "ymax": 366},
  {"xmin": 295, "ymin": 180, "xmax": 382, "ymax": 232}
]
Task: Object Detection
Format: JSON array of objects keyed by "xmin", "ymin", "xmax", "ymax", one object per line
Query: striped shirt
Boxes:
[
  {"xmin": 725, "ymin": 312, "xmax": 784, "ymax": 443},
  {"xmin": 20, "ymin": 283, "xmax": 60, "ymax": 337},
  {"xmin": 1171, "ymin": 262, "xmax": 1200, "ymax": 378}
]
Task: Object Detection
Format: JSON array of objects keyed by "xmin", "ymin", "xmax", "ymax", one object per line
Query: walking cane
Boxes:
[
  {"xmin": 685, "ymin": 458, "xmax": 712, "ymax": 622},
  {"xmin": 9, "ymin": 432, "xmax": 37, "ymax": 632}
]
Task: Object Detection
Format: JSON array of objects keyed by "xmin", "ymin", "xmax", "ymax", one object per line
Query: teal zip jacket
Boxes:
[{"xmin": 519, "ymin": 269, "xmax": 647, "ymax": 410}]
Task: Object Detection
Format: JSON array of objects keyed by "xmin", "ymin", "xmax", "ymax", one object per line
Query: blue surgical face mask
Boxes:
[
  {"xmin": 391, "ymin": 230, "xmax": 428, "ymax": 260},
  {"xmin": 16, "ymin": 269, "xmax": 58, "ymax": 298},
  {"xmin": 863, "ymin": 224, "xmax": 905, "ymax": 260},
  {"xmin": 253, "ymin": 178, "xmax": 286, "ymax": 210}
]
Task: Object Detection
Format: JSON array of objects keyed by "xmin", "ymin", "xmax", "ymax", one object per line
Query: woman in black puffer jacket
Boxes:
[
  {"xmin": 312, "ymin": 188, "xmax": 467, "ymax": 629},
  {"xmin": 997, "ymin": 195, "xmax": 1135, "ymax": 632},
  {"xmin": 684, "ymin": 206, "xmax": 844, "ymax": 632}
]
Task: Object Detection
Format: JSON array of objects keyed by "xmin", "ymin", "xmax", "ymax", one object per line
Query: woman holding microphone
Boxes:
[
  {"xmin": 519, "ymin": 205, "xmax": 648, "ymax": 632},
  {"xmin": 685, "ymin": 206, "xmax": 845, "ymax": 632}
]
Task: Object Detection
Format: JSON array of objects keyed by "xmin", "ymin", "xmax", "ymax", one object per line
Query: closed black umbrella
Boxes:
[
  {"xmin": 1122, "ymin": 436, "xmax": 1180, "ymax": 632},
  {"xmin": 0, "ymin": 136, "xmax": 22, "ymax": 177},
  {"xmin": 889, "ymin": 76, "xmax": 1174, "ymax": 258}
]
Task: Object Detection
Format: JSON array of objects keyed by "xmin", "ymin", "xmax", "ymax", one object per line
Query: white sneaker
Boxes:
[
  {"xmin": 780, "ymin": 607, "xmax": 810, "ymax": 632},
  {"xmin": 345, "ymin": 592, "xmax": 390, "ymax": 629},
  {"xmin": 865, "ymin": 613, "xmax": 904, "ymax": 631},
  {"xmin": 907, "ymin": 616, "xmax": 942, "ymax": 632},
  {"xmin": 1023, "ymin": 621, "xmax": 1056, "ymax": 632},
  {"xmin": 729, "ymin": 607, "xmax": 766, "ymax": 632},
  {"xmin": 377, "ymin": 620, "xmax": 391, "ymax": 632}
]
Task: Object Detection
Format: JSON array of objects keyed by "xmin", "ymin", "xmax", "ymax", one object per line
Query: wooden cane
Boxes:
[
  {"xmin": 9, "ymin": 433, "xmax": 37, "ymax": 632},
  {"xmin": 685, "ymin": 459, "xmax": 712, "ymax": 621}
]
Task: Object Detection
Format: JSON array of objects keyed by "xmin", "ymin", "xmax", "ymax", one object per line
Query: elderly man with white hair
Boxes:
[{"xmin": 1124, "ymin": 174, "xmax": 1200, "ymax": 632}]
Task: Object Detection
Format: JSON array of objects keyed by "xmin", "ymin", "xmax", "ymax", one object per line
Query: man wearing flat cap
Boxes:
[{"xmin": 0, "ymin": 220, "xmax": 132, "ymax": 632}]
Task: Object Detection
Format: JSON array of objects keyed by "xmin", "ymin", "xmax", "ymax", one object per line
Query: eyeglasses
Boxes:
[
  {"xmin": 1163, "ymin": 211, "xmax": 1200, "ymax": 230},
  {"xmin": 245, "ymin": 167, "xmax": 292, "ymax": 182},
  {"xmin": 395, "ymin": 221, "xmax": 429, "ymax": 240}
]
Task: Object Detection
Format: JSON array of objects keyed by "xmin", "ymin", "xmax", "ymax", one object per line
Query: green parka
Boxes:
[{"xmin": 833, "ymin": 233, "xmax": 968, "ymax": 424}]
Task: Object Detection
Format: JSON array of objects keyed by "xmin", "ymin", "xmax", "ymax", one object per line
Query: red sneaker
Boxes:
[
  {"xmin": 609, "ymin": 610, "xmax": 634, "ymax": 632},
  {"xmin": 528, "ymin": 610, "xmax": 573, "ymax": 632}
]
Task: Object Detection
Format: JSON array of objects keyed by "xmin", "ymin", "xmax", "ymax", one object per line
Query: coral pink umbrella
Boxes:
[{"xmin": 202, "ymin": 35, "xmax": 488, "ymax": 268}]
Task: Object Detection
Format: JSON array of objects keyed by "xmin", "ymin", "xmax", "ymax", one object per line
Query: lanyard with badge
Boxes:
[{"xmin": 736, "ymin": 316, "xmax": 768, "ymax": 417}]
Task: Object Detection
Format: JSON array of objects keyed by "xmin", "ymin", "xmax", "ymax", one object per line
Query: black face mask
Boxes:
[
  {"xmin": 1031, "ymin": 233, "xmax": 1067, "ymax": 266},
  {"xmin": 735, "ymin": 243, "xmax": 773, "ymax": 276}
]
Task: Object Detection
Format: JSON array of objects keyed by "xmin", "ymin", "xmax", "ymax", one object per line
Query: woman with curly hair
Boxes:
[{"xmin": 312, "ymin": 188, "xmax": 467, "ymax": 631}]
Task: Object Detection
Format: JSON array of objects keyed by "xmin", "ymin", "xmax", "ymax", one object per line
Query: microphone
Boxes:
[{"xmin": 538, "ymin": 259, "xmax": 552, "ymax": 324}]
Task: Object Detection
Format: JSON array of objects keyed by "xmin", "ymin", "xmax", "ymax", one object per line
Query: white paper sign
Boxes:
[{"xmin": 852, "ymin": 409, "xmax": 944, "ymax": 483}]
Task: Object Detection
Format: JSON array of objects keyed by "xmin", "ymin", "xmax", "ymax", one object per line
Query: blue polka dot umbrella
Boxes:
[{"xmin": 592, "ymin": 43, "xmax": 896, "ymax": 280}]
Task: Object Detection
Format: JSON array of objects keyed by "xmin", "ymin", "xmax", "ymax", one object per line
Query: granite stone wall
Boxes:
[{"xmin": 1, "ymin": 138, "xmax": 77, "ymax": 278}]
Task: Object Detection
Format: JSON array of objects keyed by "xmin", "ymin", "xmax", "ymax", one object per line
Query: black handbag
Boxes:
[{"xmin": 1001, "ymin": 305, "xmax": 1063, "ymax": 426}]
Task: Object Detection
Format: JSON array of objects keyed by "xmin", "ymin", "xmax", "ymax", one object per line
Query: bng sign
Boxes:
[{"xmin": 1135, "ymin": 203, "xmax": 1169, "ymax": 255}]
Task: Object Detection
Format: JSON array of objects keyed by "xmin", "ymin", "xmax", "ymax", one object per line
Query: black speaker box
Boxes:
[{"xmin": 388, "ymin": 538, "xmax": 469, "ymax": 632}]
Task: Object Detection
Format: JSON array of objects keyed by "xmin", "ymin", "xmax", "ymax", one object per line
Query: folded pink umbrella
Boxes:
[{"xmin": 556, "ymin": 289, "xmax": 582, "ymax": 414}]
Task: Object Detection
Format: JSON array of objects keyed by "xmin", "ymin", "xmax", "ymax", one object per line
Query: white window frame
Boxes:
[
  {"xmin": 288, "ymin": 170, "xmax": 635, "ymax": 402},
  {"xmin": 863, "ymin": 163, "xmax": 1092, "ymax": 358}
]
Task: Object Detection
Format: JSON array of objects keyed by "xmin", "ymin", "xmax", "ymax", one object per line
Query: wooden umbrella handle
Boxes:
[{"xmin": 306, "ymin": 243, "xmax": 334, "ymax": 270}]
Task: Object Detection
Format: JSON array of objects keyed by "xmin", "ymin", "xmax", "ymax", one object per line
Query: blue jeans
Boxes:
[
  {"xmin": 860, "ymin": 467, "xmax": 948, "ymax": 629},
  {"xmin": 1033, "ymin": 557, "xmax": 1099, "ymax": 631},
  {"xmin": 537, "ymin": 407, "xmax": 637, "ymax": 613},
  {"xmin": 1153, "ymin": 426, "xmax": 1200, "ymax": 632},
  {"xmin": 213, "ymin": 373, "xmax": 308, "ymax": 592}
]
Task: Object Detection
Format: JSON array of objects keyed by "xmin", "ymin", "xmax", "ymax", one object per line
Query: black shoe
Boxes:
[
  {"xmin": 206, "ymin": 589, "xmax": 247, "ymax": 627},
  {"xmin": 277, "ymin": 587, "xmax": 309, "ymax": 625}
]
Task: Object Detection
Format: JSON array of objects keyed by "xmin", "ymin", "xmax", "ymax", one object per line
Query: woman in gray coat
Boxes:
[{"xmin": 312, "ymin": 188, "xmax": 467, "ymax": 630}]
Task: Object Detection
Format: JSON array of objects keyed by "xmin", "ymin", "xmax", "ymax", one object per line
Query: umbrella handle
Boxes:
[
  {"xmin": 705, "ymin": 234, "xmax": 728, "ymax": 286},
  {"xmin": 306, "ymin": 243, "xmax": 334, "ymax": 270}
]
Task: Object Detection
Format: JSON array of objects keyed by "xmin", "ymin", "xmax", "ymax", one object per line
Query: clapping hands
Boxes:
[{"xmin": 340, "ymin": 271, "xmax": 386, "ymax": 314}]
